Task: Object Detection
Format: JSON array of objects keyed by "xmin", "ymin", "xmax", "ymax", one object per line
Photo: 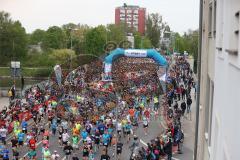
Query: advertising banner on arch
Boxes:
[
  {"xmin": 104, "ymin": 63, "xmax": 112, "ymax": 73},
  {"xmin": 124, "ymin": 49, "xmax": 147, "ymax": 58}
]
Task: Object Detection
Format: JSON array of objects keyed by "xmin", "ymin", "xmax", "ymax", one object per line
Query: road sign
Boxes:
[{"xmin": 10, "ymin": 61, "xmax": 21, "ymax": 77}]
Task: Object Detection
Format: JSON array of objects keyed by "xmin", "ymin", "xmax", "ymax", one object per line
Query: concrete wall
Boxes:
[
  {"xmin": 210, "ymin": 0, "xmax": 240, "ymax": 160},
  {"xmin": 198, "ymin": 0, "xmax": 240, "ymax": 160}
]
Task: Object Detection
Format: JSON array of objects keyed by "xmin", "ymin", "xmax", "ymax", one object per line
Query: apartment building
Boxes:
[{"xmin": 115, "ymin": 4, "xmax": 146, "ymax": 35}]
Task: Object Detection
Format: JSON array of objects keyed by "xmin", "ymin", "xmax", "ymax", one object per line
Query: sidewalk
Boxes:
[
  {"xmin": 0, "ymin": 97, "xmax": 9, "ymax": 109},
  {"xmin": 172, "ymin": 57, "xmax": 196, "ymax": 160},
  {"xmin": 172, "ymin": 89, "xmax": 196, "ymax": 160}
]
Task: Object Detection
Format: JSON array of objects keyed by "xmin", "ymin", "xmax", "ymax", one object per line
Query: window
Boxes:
[
  {"xmin": 213, "ymin": 116, "xmax": 219, "ymax": 160},
  {"xmin": 213, "ymin": 0, "xmax": 217, "ymax": 37},
  {"xmin": 216, "ymin": 0, "xmax": 224, "ymax": 51},
  {"xmin": 120, "ymin": 9, "xmax": 125, "ymax": 14},
  {"xmin": 204, "ymin": 78, "xmax": 214, "ymax": 147},
  {"xmin": 204, "ymin": 77, "xmax": 210, "ymax": 133},
  {"xmin": 209, "ymin": 3, "xmax": 213, "ymax": 37},
  {"xmin": 208, "ymin": 82, "xmax": 214, "ymax": 146}
]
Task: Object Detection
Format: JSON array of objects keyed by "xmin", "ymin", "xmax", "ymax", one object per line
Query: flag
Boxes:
[{"xmin": 54, "ymin": 65, "xmax": 62, "ymax": 87}]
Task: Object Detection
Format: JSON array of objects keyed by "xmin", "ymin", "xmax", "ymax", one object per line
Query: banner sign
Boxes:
[
  {"xmin": 159, "ymin": 73, "xmax": 166, "ymax": 82},
  {"xmin": 124, "ymin": 49, "xmax": 147, "ymax": 58},
  {"xmin": 54, "ymin": 65, "xmax": 62, "ymax": 86},
  {"xmin": 104, "ymin": 63, "xmax": 112, "ymax": 73}
]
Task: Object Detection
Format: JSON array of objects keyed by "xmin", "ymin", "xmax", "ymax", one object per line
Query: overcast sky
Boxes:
[{"xmin": 0, "ymin": 0, "xmax": 199, "ymax": 34}]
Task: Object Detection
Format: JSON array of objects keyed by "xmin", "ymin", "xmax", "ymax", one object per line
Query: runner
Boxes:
[
  {"xmin": 142, "ymin": 116, "xmax": 149, "ymax": 136},
  {"xmin": 51, "ymin": 150, "xmax": 60, "ymax": 160},
  {"xmin": 63, "ymin": 142, "xmax": 73, "ymax": 160}
]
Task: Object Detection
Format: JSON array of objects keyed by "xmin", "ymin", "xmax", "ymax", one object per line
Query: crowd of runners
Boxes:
[{"xmin": 0, "ymin": 54, "xmax": 194, "ymax": 160}]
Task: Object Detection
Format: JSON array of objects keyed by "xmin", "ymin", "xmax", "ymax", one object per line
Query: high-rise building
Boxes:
[
  {"xmin": 115, "ymin": 4, "xmax": 146, "ymax": 35},
  {"xmin": 196, "ymin": 0, "xmax": 240, "ymax": 160}
]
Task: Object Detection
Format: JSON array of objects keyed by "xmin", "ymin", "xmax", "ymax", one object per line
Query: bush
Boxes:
[{"xmin": 0, "ymin": 67, "xmax": 52, "ymax": 77}]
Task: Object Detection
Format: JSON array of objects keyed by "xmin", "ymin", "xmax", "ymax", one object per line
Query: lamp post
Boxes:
[{"xmin": 69, "ymin": 28, "xmax": 79, "ymax": 70}]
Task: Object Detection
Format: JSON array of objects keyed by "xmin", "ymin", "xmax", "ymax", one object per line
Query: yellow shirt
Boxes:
[
  {"xmin": 75, "ymin": 123, "xmax": 81, "ymax": 131},
  {"xmin": 121, "ymin": 119, "xmax": 127, "ymax": 126},
  {"xmin": 154, "ymin": 97, "xmax": 159, "ymax": 103}
]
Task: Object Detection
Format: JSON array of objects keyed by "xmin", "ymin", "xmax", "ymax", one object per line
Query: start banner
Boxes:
[{"xmin": 124, "ymin": 49, "xmax": 147, "ymax": 58}]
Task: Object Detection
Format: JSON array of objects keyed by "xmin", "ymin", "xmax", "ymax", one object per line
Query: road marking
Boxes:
[
  {"xmin": 36, "ymin": 141, "xmax": 42, "ymax": 146},
  {"xmin": 23, "ymin": 151, "xmax": 28, "ymax": 158},
  {"xmin": 140, "ymin": 139, "xmax": 148, "ymax": 147},
  {"xmin": 172, "ymin": 157, "xmax": 180, "ymax": 160},
  {"xmin": 62, "ymin": 156, "xmax": 66, "ymax": 160}
]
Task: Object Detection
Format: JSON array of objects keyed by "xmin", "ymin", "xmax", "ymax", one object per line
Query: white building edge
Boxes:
[{"xmin": 197, "ymin": 0, "xmax": 240, "ymax": 160}]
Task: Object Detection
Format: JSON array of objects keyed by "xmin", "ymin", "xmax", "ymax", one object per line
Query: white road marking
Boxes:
[
  {"xmin": 172, "ymin": 157, "xmax": 180, "ymax": 160},
  {"xmin": 36, "ymin": 141, "xmax": 42, "ymax": 146},
  {"xmin": 62, "ymin": 156, "xmax": 66, "ymax": 160},
  {"xmin": 23, "ymin": 152, "xmax": 28, "ymax": 158},
  {"xmin": 140, "ymin": 139, "xmax": 148, "ymax": 147}
]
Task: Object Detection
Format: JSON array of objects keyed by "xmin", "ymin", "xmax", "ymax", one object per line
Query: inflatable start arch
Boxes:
[{"xmin": 103, "ymin": 48, "xmax": 168, "ymax": 80}]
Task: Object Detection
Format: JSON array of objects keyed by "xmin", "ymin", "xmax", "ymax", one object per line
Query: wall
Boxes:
[
  {"xmin": 138, "ymin": 8, "xmax": 145, "ymax": 35},
  {"xmin": 210, "ymin": 0, "xmax": 240, "ymax": 160},
  {"xmin": 198, "ymin": 0, "xmax": 240, "ymax": 160}
]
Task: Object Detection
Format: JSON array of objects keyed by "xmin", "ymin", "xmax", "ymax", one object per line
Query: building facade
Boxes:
[
  {"xmin": 197, "ymin": 0, "xmax": 240, "ymax": 160},
  {"xmin": 115, "ymin": 4, "xmax": 146, "ymax": 35}
]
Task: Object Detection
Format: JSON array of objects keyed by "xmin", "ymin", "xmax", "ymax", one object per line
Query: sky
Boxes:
[{"xmin": 0, "ymin": 0, "xmax": 199, "ymax": 34}]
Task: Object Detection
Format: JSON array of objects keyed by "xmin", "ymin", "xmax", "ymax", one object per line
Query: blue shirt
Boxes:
[
  {"xmin": 18, "ymin": 132, "xmax": 25, "ymax": 142},
  {"xmin": 98, "ymin": 124, "xmax": 105, "ymax": 132},
  {"xmin": 102, "ymin": 134, "xmax": 110, "ymax": 144},
  {"xmin": 21, "ymin": 121, "xmax": 28, "ymax": 128},
  {"xmin": 81, "ymin": 131, "xmax": 88, "ymax": 140},
  {"xmin": 125, "ymin": 124, "xmax": 132, "ymax": 131},
  {"xmin": 51, "ymin": 123, "xmax": 57, "ymax": 129},
  {"xmin": 107, "ymin": 128, "xmax": 113, "ymax": 134},
  {"xmin": 2, "ymin": 149, "xmax": 9, "ymax": 159}
]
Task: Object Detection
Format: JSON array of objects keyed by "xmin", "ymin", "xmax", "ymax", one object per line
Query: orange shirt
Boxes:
[{"xmin": 129, "ymin": 108, "xmax": 135, "ymax": 117}]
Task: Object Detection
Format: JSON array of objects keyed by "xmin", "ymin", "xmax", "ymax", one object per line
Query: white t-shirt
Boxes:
[
  {"xmin": 62, "ymin": 133, "xmax": 69, "ymax": 142},
  {"xmin": 51, "ymin": 153, "xmax": 60, "ymax": 160},
  {"xmin": 0, "ymin": 128, "xmax": 7, "ymax": 138},
  {"xmin": 117, "ymin": 123, "xmax": 122, "ymax": 131},
  {"xmin": 143, "ymin": 119, "xmax": 148, "ymax": 126}
]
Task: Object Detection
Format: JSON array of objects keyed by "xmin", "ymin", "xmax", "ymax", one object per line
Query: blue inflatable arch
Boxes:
[{"xmin": 104, "ymin": 48, "xmax": 168, "ymax": 76}]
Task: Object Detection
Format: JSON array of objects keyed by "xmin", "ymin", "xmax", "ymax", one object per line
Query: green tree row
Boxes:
[
  {"xmin": 0, "ymin": 11, "xmax": 171, "ymax": 67},
  {"xmin": 171, "ymin": 30, "xmax": 199, "ymax": 73}
]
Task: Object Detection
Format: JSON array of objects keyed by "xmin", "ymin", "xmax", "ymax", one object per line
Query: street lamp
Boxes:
[{"xmin": 69, "ymin": 28, "xmax": 79, "ymax": 70}]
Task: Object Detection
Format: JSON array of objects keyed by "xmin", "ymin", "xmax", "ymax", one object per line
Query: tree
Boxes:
[
  {"xmin": 29, "ymin": 29, "xmax": 46, "ymax": 45},
  {"xmin": 0, "ymin": 11, "xmax": 28, "ymax": 63},
  {"xmin": 49, "ymin": 49, "xmax": 76, "ymax": 67},
  {"xmin": 62, "ymin": 23, "xmax": 78, "ymax": 49},
  {"xmin": 142, "ymin": 37, "xmax": 152, "ymax": 49},
  {"xmin": 85, "ymin": 26, "xmax": 107, "ymax": 56},
  {"xmin": 62, "ymin": 23, "xmax": 90, "ymax": 54},
  {"xmin": 171, "ymin": 30, "xmax": 199, "ymax": 73},
  {"xmin": 134, "ymin": 32, "xmax": 152, "ymax": 49},
  {"xmin": 174, "ymin": 33, "xmax": 185, "ymax": 53},
  {"xmin": 146, "ymin": 13, "xmax": 165, "ymax": 48},
  {"xmin": 134, "ymin": 32, "xmax": 142, "ymax": 49},
  {"xmin": 43, "ymin": 26, "xmax": 66, "ymax": 49},
  {"xmin": 106, "ymin": 23, "xmax": 126, "ymax": 44},
  {"xmin": 71, "ymin": 24, "xmax": 90, "ymax": 54}
]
